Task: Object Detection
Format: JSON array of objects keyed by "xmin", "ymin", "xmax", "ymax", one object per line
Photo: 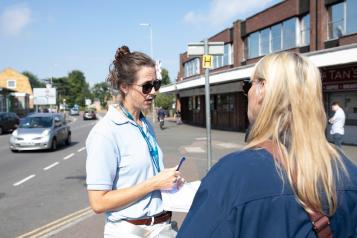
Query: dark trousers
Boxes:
[{"xmin": 332, "ymin": 133, "xmax": 344, "ymax": 147}]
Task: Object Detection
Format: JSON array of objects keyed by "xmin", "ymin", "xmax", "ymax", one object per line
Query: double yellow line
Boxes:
[{"xmin": 18, "ymin": 207, "xmax": 93, "ymax": 238}]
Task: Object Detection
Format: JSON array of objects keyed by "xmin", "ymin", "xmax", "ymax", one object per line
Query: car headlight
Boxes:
[
  {"xmin": 41, "ymin": 129, "xmax": 50, "ymax": 137},
  {"xmin": 12, "ymin": 129, "xmax": 18, "ymax": 136}
]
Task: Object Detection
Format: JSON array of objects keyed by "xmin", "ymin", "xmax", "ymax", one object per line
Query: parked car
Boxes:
[
  {"xmin": 69, "ymin": 107, "xmax": 80, "ymax": 116},
  {"xmin": 0, "ymin": 112, "xmax": 20, "ymax": 135},
  {"xmin": 83, "ymin": 109, "xmax": 96, "ymax": 120},
  {"xmin": 9, "ymin": 113, "xmax": 71, "ymax": 152}
]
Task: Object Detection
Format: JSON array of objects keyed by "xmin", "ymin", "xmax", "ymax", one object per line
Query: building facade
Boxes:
[
  {"xmin": 161, "ymin": 0, "xmax": 357, "ymax": 144},
  {"xmin": 0, "ymin": 68, "xmax": 32, "ymax": 115}
]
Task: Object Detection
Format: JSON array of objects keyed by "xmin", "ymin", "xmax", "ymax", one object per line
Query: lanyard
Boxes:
[{"xmin": 119, "ymin": 104, "xmax": 161, "ymax": 174}]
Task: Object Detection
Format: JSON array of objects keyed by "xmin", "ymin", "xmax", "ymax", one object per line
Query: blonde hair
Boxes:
[{"xmin": 246, "ymin": 52, "xmax": 346, "ymax": 215}]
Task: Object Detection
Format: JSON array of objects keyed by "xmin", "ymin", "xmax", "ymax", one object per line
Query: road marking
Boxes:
[
  {"xmin": 63, "ymin": 153, "xmax": 74, "ymax": 160},
  {"xmin": 195, "ymin": 137, "xmax": 207, "ymax": 141},
  {"xmin": 17, "ymin": 207, "xmax": 94, "ymax": 238},
  {"xmin": 77, "ymin": 147, "xmax": 86, "ymax": 152},
  {"xmin": 91, "ymin": 122, "xmax": 96, "ymax": 125},
  {"xmin": 13, "ymin": 174, "xmax": 36, "ymax": 186},
  {"xmin": 184, "ymin": 147, "xmax": 205, "ymax": 153},
  {"xmin": 216, "ymin": 142, "xmax": 243, "ymax": 149},
  {"xmin": 43, "ymin": 162, "xmax": 59, "ymax": 171}
]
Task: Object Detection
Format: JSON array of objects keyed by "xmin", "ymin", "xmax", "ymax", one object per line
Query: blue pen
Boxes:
[{"xmin": 176, "ymin": 157, "xmax": 186, "ymax": 171}]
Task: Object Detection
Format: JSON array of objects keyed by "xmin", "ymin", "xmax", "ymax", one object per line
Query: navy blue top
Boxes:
[{"xmin": 178, "ymin": 149, "xmax": 357, "ymax": 238}]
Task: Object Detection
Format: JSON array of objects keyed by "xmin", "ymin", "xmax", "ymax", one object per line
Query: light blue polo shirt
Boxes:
[{"xmin": 86, "ymin": 105, "xmax": 164, "ymax": 221}]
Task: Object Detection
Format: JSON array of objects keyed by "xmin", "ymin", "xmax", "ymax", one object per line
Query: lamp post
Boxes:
[{"xmin": 140, "ymin": 23, "xmax": 156, "ymax": 122}]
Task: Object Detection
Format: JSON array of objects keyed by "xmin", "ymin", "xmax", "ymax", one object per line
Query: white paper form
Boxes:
[{"xmin": 161, "ymin": 181, "xmax": 201, "ymax": 213}]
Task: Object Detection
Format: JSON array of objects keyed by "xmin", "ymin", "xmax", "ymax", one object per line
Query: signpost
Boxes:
[{"xmin": 188, "ymin": 40, "xmax": 224, "ymax": 171}]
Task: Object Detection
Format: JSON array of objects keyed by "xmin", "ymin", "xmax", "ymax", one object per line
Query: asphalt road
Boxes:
[{"xmin": 0, "ymin": 115, "xmax": 97, "ymax": 238}]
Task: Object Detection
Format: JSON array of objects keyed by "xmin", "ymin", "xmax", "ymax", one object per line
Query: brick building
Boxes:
[
  {"xmin": 0, "ymin": 68, "xmax": 32, "ymax": 115},
  {"xmin": 161, "ymin": 0, "xmax": 357, "ymax": 144}
]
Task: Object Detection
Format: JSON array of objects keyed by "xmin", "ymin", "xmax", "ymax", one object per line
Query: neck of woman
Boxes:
[{"xmin": 122, "ymin": 101, "xmax": 141, "ymax": 124}]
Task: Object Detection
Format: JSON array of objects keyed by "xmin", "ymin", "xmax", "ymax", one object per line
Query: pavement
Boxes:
[{"xmin": 44, "ymin": 118, "xmax": 357, "ymax": 238}]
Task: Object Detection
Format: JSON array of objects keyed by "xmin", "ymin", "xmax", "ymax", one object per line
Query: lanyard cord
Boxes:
[{"xmin": 119, "ymin": 104, "xmax": 161, "ymax": 173}]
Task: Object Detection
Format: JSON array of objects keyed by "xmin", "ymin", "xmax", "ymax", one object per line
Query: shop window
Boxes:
[
  {"xmin": 301, "ymin": 14, "xmax": 310, "ymax": 46},
  {"xmin": 7, "ymin": 80, "xmax": 16, "ymax": 89},
  {"xmin": 216, "ymin": 94, "xmax": 234, "ymax": 112},
  {"xmin": 188, "ymin": 97, "xmax": 193, "ymax": 111}
]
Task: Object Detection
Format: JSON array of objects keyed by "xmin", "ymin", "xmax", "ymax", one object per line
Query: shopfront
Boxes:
[{"xmin": 321, "ymin": 63, "xmax": 357, "ymax": 144}]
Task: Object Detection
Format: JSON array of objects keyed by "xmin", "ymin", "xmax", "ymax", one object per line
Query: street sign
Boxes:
[
  {"xmin": 202, "ymin": 55, "xmax": 213, "ymax": 69},
  {"xmin": 187, "ymin": 42, "xmax": 224, "ymax": 56},
  {"xmin": 187, "ymin": 40, "xmax": 224, "ymax": 172},
  {"xmin": 33, "ymin": 88, "xmax": 57, "ymax": 105}
]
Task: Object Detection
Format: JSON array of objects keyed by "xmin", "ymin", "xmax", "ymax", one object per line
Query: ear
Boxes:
[{"xmin": 120, "ymin": 83, "xmax": 129, "ymax": 95}]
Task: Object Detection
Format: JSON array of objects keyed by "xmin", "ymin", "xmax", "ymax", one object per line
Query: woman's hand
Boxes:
[{"xmin": 149, "ymin": 167, "xmax": 181, "ymax": 191}]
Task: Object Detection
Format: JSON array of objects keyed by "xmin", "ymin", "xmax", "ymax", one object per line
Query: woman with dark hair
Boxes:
[
  {"xmin": 86, "ymin": 46, "xmax": 182, "ymax": 237},
  {"xmin": 178, "ymin": 52, "xmax": 357, "ymax": 237}
]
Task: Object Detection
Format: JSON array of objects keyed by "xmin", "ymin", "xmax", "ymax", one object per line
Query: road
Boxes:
[{"xmin": 0, "ymin": 115, "xmax": 97, "ymax": 238}]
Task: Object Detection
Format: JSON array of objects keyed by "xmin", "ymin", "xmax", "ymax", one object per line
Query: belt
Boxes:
[{"xmin": 125, "ymin": 211, "xmax": 172, "ymax": 226}]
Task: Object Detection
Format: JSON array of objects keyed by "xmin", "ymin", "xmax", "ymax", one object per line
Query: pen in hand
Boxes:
[{"xmin": 176, "ymin": 157, "xmax": 186, "ymax": 171}]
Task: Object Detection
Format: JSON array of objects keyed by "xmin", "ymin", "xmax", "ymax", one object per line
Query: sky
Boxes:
[{"xmin": 0, "ymin": 0, "xmax": 281, "ymax": 86}]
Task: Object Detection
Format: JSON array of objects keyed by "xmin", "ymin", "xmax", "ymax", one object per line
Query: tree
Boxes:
[
  {"xmin": 92, "ymin": 82, "xmax": 111, "ymax": 108},
  {"xmin": 22, "ymin": 71, "xmax": 45, "ymax": 89},
  {"xmin": 155, "ymin": 93, "xmax": 174, "ymax": 110},
  {"xmin": 160, "ymin": 68, "xmax": 171, "ymax": 85},
  {"xmin": 67, "ymin": 70, "xmax": 92, "ymax": 107}
]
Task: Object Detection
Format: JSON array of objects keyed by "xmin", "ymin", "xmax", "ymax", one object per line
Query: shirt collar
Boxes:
[
  {"xmin": 106, "ymin": 104, "xmax": 131, "ymax": 125},
  {"xmin": 106, "ymin": 104, "xmax": 146, "ymax": 126}
]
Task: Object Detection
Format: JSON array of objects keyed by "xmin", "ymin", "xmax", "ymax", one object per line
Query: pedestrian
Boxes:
[
  {"xmin": 177, "ymin": 52, "xmax": 357, "ymax": 237},
  {"xmin": 86, "ymin": 45, "xmax": 184, "ymax": 238},
  {"xmin": 329, "ymin": 101, "xmax": 346, "ymax": 147},
  {"xmin": 175, "ymin": 111, "xmax": 182, "ymax": 125}
]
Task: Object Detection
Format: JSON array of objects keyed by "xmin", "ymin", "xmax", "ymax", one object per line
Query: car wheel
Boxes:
[
  {"xmin": 0, "ymin": 127, "xmax": 3, "ymax": 135},
  {"xmin": 65, "ymin": 133, "xmax": 71, "ymax": 145},
  {"xmin": 51, "ymin": 138, "xmax": 57, "ymax": 151}
]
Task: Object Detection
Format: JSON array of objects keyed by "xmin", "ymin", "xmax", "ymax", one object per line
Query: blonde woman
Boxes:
[{"xmin": 178, "ymin": 52, "xmax": 357, "ymax": 237}]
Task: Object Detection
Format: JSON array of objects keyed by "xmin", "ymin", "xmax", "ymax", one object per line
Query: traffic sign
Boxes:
[{"xmin": 202, "ymin": 55, "xmax": 213, "ymax": 69}]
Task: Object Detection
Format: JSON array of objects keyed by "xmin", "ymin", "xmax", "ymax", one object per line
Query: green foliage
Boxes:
[
  {"xmin": 91, "ymin": 82, "xmax": 111, "ymax": 108},
  {"xmin": 22, "ymin": 71, "xmax": 45, "ymax": 89},
  {"xmin": 67, "ymin": 70, "xmax": 92, "ymax": 107},
  {"xmin": 160, "ymin": 68, "xmax": 171, "ymax": 85},
  {"xmin": 155, "ymin": 93, "xmax": 174, "ymax": 110}
]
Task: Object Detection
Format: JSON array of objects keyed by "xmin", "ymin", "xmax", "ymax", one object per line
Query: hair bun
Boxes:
[{"xmin": 115, "ymin": 46, "xmax": 131, "ymax": 61}]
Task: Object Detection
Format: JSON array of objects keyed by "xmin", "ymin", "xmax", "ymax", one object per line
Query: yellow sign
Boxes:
[{"xmin": 202, "ymin": 55, "xmax": 213, "ymax": 69}]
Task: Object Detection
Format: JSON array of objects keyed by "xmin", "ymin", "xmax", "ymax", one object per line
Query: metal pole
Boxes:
[
  {"xmin": 204, "ymin": 38, "xmax": 212, "ymax": 171},
  {"xmin": 149, "ymin": 26, "xmax": 156, "ymax": 123}
]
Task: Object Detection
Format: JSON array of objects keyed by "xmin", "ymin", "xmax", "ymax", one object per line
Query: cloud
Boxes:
[
  {"xmin": 184, "ymin": 0, "xmax": 280, "ymax": 27},
  {"xmin": 0, "ymin": 4, "xmax": 32, "ymax": 36}
]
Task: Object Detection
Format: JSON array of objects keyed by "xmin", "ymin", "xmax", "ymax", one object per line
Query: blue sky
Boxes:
[{"xmin": 0, "ymin": 0, "xmax": 280, "ymax": 86}]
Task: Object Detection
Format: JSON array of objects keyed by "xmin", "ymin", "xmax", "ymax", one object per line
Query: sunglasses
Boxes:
[
  {"xmin": 242, "ymin": 80, "xmax": 252, "ymax": 96},
  {"xmin": 133, "ymin": 80, "xmax": 161, "ymax": 94}
]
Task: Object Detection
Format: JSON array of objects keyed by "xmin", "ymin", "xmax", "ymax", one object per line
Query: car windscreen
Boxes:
[{"xmin": 19, "ymin": 117, "xmax": 53, "ymax": 128}]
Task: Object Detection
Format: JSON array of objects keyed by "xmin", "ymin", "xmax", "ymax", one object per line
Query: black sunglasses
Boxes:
[
  {"xmin": 133, "ymin": 80, "xmax": 161, "ymax": 94},
  {"xmin": 242, "ymin": 80, "xmax": 252, "ymax": 96}
]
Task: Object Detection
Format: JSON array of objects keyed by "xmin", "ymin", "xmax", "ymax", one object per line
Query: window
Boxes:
[
  {"xmin": 301, "ymin": 14, "xmax": 310, "ymax": 45},
  {"xmin": 346, "ymin": 0, "xmax": 357, "ymax": 34},
  {"xmin": 184, "ymin": 58, "xmax": 200, "ymax": 78},
  {"xmin": 283, "ymin": 18, "xmax": 297, "ymax": 49},
  {"xmin": 271, "ymin": 24, "xmax": 282, "ymax": 52},
  {"xmin": 7, "ymin": 80, "xmax": 16, "ymax": 89},
  {"xmin": 248, "ymin": 32, "xmax": 259, "ymax": 58},
  {"xmin": 260, "ymin": 28, "xmax": 270, "ymax": 55},
  {"xmin": 223, "ymin": 44, "xmax": 232, "ymax": 66},
  {"xmin": 329, "ymin": 2, "xmax": 345, "ymax": 39}
]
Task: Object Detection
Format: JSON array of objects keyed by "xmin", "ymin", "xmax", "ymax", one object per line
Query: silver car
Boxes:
[{"xmin": 9, "ymin": 113, "xmax": 72, "ymax": 152}]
